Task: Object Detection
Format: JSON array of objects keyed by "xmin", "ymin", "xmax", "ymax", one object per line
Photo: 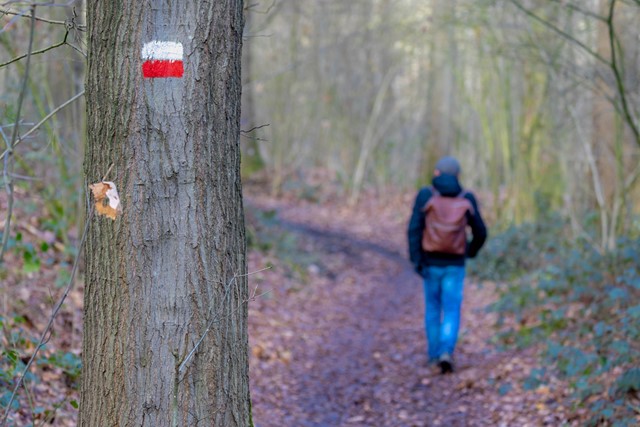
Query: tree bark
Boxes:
[{"xmin": 81, "ymin": 1, "xmax": 249, "ymax": 426}]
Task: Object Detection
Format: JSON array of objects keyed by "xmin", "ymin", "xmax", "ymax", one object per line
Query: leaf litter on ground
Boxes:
[{"xmin": 1, "ymin": 182, "xmax": 602, "ymax": 426}]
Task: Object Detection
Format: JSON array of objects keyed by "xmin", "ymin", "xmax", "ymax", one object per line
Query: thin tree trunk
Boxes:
[
  {"xmin": 82, "ymin": 1, "xmax": 250, "ymax": 426},
  {"xmin": 439, "ymin": 0, "xmax": 458, "ymax": 152},
  {"xmin": 241, "ymin": 6, "xmax": 264, "ymax": 176},
  {"xmin": 349, "ymin": 67, "xmax": 395, "ymax": 205}
]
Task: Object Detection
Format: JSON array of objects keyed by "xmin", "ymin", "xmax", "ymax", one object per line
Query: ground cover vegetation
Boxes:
[{"xmin": 470, "ymin": 220, "xmax": 640, "ymax": 426}]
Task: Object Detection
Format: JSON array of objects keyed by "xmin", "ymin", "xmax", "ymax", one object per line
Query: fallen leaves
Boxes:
[
  {"xmin": 0, "ymin": 188, "xmax": 83, "ymax": 426},
  {"xmin": 246, "ymin": 192, "xmax": 582, "ymax": 427},
  {"xmin": 89, "ymin": 181, "xmax": 121, "ymax": 220}
]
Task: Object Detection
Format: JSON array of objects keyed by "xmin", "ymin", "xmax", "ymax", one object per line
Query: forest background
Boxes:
[{"xmin": 1, "ymin": 0, "xmax": 639, "ymax": 426}]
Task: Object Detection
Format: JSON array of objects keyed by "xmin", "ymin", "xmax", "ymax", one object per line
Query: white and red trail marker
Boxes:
[{"xmin": 142, "ymin": 41, "xmax": 184, "ymax": 78}]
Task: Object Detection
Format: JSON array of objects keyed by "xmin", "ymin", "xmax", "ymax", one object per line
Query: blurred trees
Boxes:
[
  {"xmin": 0, "ymin": 3, "xmax": 86, "ymax": 248},
  {"xmin": 3, "ymin": 0, "xmax": 638, "ymax": 423},
  {"xmin": 243, "ymin": 0, "xmax": 640, "ymax": 248},
  {"xmin": 2, "ymin": 0, "xmax": 639, "ymax": 252}
]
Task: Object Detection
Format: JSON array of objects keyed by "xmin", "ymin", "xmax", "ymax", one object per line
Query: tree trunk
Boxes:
[
  {"xmin": 240, "ymin": 6, "xmax": 264, "ymax": 177},
  {"xmin": 81, "ymin": 1, "xmax": 250, "ymax": 426},
  {"xmin": 438, "ymin": 0, "xmax": 458, "ymax": 152}
]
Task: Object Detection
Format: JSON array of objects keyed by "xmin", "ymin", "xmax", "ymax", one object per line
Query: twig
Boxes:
[
  {"xmin": 65, "ymin": 40, "xmax": 86, "ymax": 58},
  {"xmin": 178, "ymin": 275, "xmax": 240, "ymax": 374},
  {"xmin": 0, "ymin": 7, "xmax": 66, "ymax": 25},
  {"xmin": 0, "ymin": 162, "xmax": 113, "ymax": 426},
  {"xmin": 508, "ymin": 0, "xmax": 609, "ymax": 66},
  {"xmin": 101, "ymin": 163, "xmax": 114, "ymax": 182},
  {"xmin": 240, "ymin": 123, "xmax": 270, "ymax": 134},
  {"xmin": 177, "ymin": 267, "xmax": 271, "ymax": 374},
  {"xmin": 1, "ymin": 1, "xmax": 75, "ymax": 7},
  {"xmin": 0, "ymin": 29, "xmax": 68, "ymax": 68},
  {"xmin": 240, "ymin": 123, "xmax": 270, "ymax": 142},
  {"xmin": 0, "ymin": 5, "xmax": 35, "ymax": 264},
  {"xmin": 249, "ymin": 284, "xmax": 272, "ymax": 301},
  {"xmin": 0, "ymin": 90, "xmax": 85, "ymax": 162},
  {"xmin": 0, "ymin": 202, "xmax": 94, "ymax": 426},
  {"xmin": 171, "ymin": 269, "xmax": 252, "ymax": 424}
]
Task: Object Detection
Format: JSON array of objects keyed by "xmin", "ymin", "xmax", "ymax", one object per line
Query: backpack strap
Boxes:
[
  {"xmin": 421, "ymin": 187, "xmax": 474, "ymax": 214},
  {"xmin": 420, "ymin": 186, "xmax": 438, "ymax": 212}
]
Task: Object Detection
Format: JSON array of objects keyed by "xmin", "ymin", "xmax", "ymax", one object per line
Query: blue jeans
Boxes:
[{"xmin": 423, "ymin": 265, "xmax": 466, "ymax": 362}]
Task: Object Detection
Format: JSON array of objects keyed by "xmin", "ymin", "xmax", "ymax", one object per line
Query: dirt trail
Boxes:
[{"xmin": 247, "ymin": 195, "xmax": 569, "ymax": 427}]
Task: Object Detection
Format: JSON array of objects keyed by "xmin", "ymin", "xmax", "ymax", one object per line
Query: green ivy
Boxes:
[
  {"xmin": 473, "ymin": 221, "xmax": 640, "ymax": 423},
  {"xmin": 0, "ymin": 315, "xmax": 80, "ymax": 419}
]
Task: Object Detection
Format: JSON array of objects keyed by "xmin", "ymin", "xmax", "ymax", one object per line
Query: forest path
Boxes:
[{"xmin": 246, "ymin": 193, "xmax": 566, "ymax": 427}]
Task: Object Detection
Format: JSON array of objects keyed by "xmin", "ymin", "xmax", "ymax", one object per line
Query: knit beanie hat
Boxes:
[{"xmin": 435, "ymin": 156, "xmax": 461, "ymax": 176}]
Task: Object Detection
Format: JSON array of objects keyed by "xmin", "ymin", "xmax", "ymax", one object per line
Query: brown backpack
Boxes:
[{"xmin": 421, "ymin": 188, "xmax": 474, "ymax": 255}]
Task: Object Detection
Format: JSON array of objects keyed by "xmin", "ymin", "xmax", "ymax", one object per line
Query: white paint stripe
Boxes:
[{"xmin": 141, "ymin": 41, "xmax": 183, "ymax": 61}]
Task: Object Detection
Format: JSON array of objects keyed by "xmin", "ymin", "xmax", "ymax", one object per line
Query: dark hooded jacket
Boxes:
[{"xmin": 407, "ymin": 174, "xmax": 487, "ymax": 271}]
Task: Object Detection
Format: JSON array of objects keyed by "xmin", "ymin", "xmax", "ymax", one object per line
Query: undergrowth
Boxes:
[
  {"xmin": 0, "ymin": 315, "xmax": 81, "ymax": 425},
  {"xmin": 245, "ymin": 207, "xmax": 320, "ymax": 285},
  {"xmin": 471, "ymin": 219, "xmax": 640, "ymax": 426}
]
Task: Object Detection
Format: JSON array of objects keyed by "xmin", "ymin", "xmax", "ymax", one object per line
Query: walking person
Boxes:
[{"xmin": 407, "ymin": 156, "xmax": 487, "ymax": 374}]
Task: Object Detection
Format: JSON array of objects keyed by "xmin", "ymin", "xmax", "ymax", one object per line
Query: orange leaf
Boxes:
[
  {"xmin": 89, "ymin": 181, "xmax": 121, "ymax": 220},
  {"xmin": 89, "ymin": 182, "xmax": 109, "ymax": 201}
]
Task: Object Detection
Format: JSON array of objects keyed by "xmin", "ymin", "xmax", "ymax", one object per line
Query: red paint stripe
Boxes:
[{"xmin": 142, "ymin": 60, "xmax": 184, "ymax": 78}]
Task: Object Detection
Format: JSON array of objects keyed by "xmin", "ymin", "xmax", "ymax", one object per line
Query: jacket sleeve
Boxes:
[
  {"xmin": 464, "ymin": 192, "xmax": 487, "ymax": 258},
  {"xmin": 407, "ymin": 187, "xmax": 432, "ymax": 268}
]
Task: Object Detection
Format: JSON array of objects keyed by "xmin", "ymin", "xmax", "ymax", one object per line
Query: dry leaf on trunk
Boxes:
[{"xmin": 89, "ymin": 181, "xmax": 121, "ymax": 220}]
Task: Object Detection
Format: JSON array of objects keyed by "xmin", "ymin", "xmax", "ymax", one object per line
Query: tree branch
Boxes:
[
  {"xmin": 66, "ymin": 40, "xmax": 86, "ymax": 58},
  {"xmin": 240, "ymin": 123, "xmax": 270, "ymax": 134},
  {"xmin": 508, "ymin": 0, "xmax": 609, "ymax": 66},
  {"xmin": 607, "ymin": 0, "xmax": 640, "ymax": 146},
  {"xmin": 0, "ymin": 29, "xmax": 68, "ymax": 69},
  {"xmin": 0, "ymin": 164, "xmax": 114, "ymax": 426},
  {"xmin": 0, "ymin": 7, "xmax": 66, "ymax": 25},
  {"xmin": 178, "ymin": 267, "xmax": 271, "ymax": 375},
  {"xmin": 0, "ymin": 204, "xmax": 95, "ymax": 427},
  {"xmin": 0, "ymin": 90, "xmax": 85, "ymax": 162}
]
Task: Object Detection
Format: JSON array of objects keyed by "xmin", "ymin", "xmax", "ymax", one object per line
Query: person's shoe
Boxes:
[
  {"xmin": 438, "ymin": 353, "xmax": 454, "ymax": 374},
  {"xmin": 424, "ymin": 357, "xmax": 440, "ymax": 375}
]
